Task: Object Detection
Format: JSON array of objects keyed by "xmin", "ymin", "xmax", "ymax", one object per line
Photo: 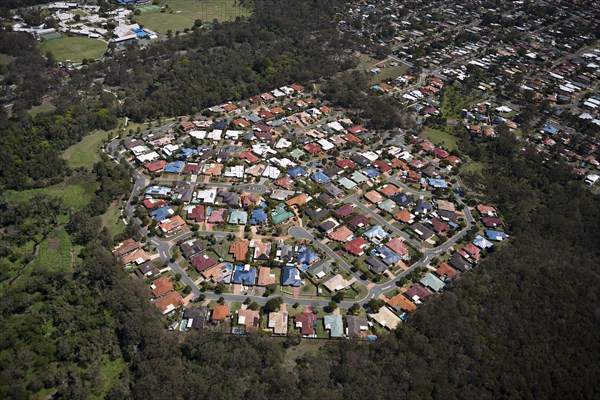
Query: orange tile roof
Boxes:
[
  {"xmin": 237, "ymin": 309, "xmax": 260, "ymax": 330},
  {"xmin": 159, "ymin": 215, "xmax": 186, "ymax": 233},
  {"xmin": 327, "ymin": 226, "xmax": 354, "ymax": 242},
  {"xmin": 387, "ymin": 293, "xmax": 417, "ymax": 312},
  {"xmin": 258, "ymin": 267, "xmax": 276, "ymax": 286},
  {"xmin": 379, "ymin": 184, "xmax": 400, "ymax": 197},
  {"xmin": 113, "ymin": 238, "xmax": 141, "ymax": 257},
  {"xmin": 394, "ymin": 209, "xmax": 413, "ymax": 224},
  {"xmin": 435, "ymin": 262, "xmax": 459, "ymax": 279},
  {"xmin": 223, "ymin": 103, "xmax": 238, "ymax": 112},
  {"xmin": 364, "ymin": 190, "xmax": 383, "ymax": 204},
  {"xmin": 154, "ymin": 291, "xmax": 183, "ymax": 314},
  {"xmin": 150, "ymin": 276, "xmax": 173, "ymax": 298},
  {"xmin": 229, "ymin": 240, "xmax": 249, "ymax": 262},
  {"xmin": 212, "ymin": 305, "xmax": 231, "ymax": 321},
  {"xmin": 286, "ymin": 193, "xmax": 310, "ymax": 207}
]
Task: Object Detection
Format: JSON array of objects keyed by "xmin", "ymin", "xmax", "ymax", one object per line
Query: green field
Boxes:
[
  {"xmin": 1, "ymin": 174, "xmax": 97, "ymax": 211},
  {"xmin": 39, "ymin": 37, "xmax": 107, "ymax": 62},
  {"xmin": 30, "ymin": 228, "xmax": 73, "ymax": 273},
  {"xmin": 134, "ymin": 0, "xmax": 250, "ymax": 34},
  {"xmin": 422, "ymin": 127, "xmax": 460, "ymax": 151},
  {"xmin": 100, "ymin": 201, "xmax": 126, "ymax": 239},
  {"xmin": 62, "ymin": 130, "xmax": 111, "ymax": 169}
]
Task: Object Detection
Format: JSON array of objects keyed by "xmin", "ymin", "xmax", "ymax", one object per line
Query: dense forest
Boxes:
[{"xmin": 1, "ymin": 0, "xmax": 599, "ymax": 398}]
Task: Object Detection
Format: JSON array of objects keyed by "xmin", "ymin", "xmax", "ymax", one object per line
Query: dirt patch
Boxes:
[{"xmin": 48, "ymin": 237, "xmax": 60, "ymax": 252}]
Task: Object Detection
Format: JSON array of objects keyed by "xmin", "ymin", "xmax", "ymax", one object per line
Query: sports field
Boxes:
[
  {"xmin": 39, "ymin": 37, "xmax": 107, "ymax": 62},
  {"xmin": 134, "ymin": 0, "xmax": 249, "ymax": 34}
]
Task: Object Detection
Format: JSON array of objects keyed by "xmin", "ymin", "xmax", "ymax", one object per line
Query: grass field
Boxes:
[
  {"xmin": 31, "ymin": 228, "xmax": 73, "ymax": 273},
  {"xmin": 100, "ymin": 201, "xmax": 126, "ymax": 239},
  {"xmin": 1, "ymin": 174, "xmax": 97, "ymax": 211},
  {"xmin": 422, "ymin": 127, "xmax": 460, "ymax": 151},
  {"xmin": 39, "ymin": 37, "xmax": 107, "ymax": 62},
  {"xmin": 62, "ymin": 130, "xmax": 111, "ymax": 169},
  {"xmin": 134, "ymin": 0, "xmax": 249, "ymax": 34}
]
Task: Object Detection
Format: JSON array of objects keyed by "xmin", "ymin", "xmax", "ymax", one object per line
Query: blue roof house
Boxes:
[
  {"xmin": 365, "ymin": 225, "xmax": 389, "ymax": 241},
  {"xmin": 311, "ymin": 171, "xmax": 330, "ymax": 184},
  {"xmin": 250, "ymin": 209, "xmax": 268, "ymax": 225},
  {"xmin": 164, "ymin": 161, "xmax": 186, "ymax": 174},
  {"xmin": 542, "ymin": 125, "xmax": 559, "ymax": 135},
  {"xmin": 362, "ymin": 167, "xmax": 381, "ymax": 179},
  {"xmin": 296, "ymin": 246, "xmax": 319, "ymax": 265},
  {"xmin": 428, "ymin": 178, "xmax": 448, "ymax": 188},
  {"xmin": 377, "ymin": 246, "xmax": 401, "ymax": 266},
  {"xmin": 281, "ymin": 267, "xmax": 302, "ymax": 287},
  {"xmin": 232, "ymin": 266, "xmax": 257, "ymax": 286},
  {"xmin": 150, "ymin": 206, "xmax": 174, "ymax": 221},
  {"xmin": 287, "ymin": 166, "xmax": 308, "ymax": 179},
  {"xmin": 473, "ymin": 235, "xmax": 494, "ymax": 249},
  {"xmin": 485, "ymin": 230, "xmax": 508, "ymax": 241}
]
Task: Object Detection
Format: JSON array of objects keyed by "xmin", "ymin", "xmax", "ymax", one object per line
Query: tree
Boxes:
[
  {"xmin": 367, "ymin": 299, "xmax": 385, "ymax": 313},
  {"xmin": 263, "ymin": 297, "xmax": 283, "ymax": 313},
  {"xmin": 327, "ymin": 301, "xmax": 338, "ymax": 312},
  {"xmin": 332, "ymin": 291, "xmax": 345, "ymax": 303},
  {"xmin": 349, "ymin": 303, "xmax": 361, "ymax": 315}
]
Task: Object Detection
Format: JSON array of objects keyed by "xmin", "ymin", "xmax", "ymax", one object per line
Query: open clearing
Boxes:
[
  {"xmin": 31, "ymin": 228, "xmax": 73, "ymax": 273},
  {"xmin": 1, "ymin": 173, "xmax": 97, "ymax": 211},
  {"xmin": 101, "ymin": 201, "xmax": 126, "ymax": 239},
  {"xmin": 39, "ymin": 37, "xmax": 107, "ymax": 62},
  {"xmin": 422, "ymin": 127, "xmax": 460, "ymax": 151},
  {"xmin": 134, "ymin": 0, "xmax": 250, "ymax": 34},
  {"xmin": 62, "ymin": 130, "xmax": 111, "ymax": 169}
]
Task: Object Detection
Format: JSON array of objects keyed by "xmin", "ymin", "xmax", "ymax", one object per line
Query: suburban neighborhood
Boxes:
[{"xmin": 109, "ymin": 83, "xmax": 509, "ymax": 339}]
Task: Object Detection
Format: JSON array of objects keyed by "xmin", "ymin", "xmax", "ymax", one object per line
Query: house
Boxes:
[
  {"xmin": 164, "ymin": 161, "xmax": 185, "ymax": 174},
  {"xmin": 257, "ymin": 267, "xmax": 276, "ymax": 286},
  {"xmin": 184, "ymin": 306, "xmax": 209, "ymax": 330},
  {"xmin": 287, "ymin": 166, "xmax": 308, "ymax": 179},
  {"xmin": 387, "ymin": 292, "xmax": 417, "ymax": 313},
  {"xmin": 237, "ymin": 309, "xmax": 260, "ymax": 332},
  {"xmin": 155, "ymin": 291, "xmax": 184, "ymax": 315},
  {"xmin": 322, "ymin": 183, "xmax": 344, "ymax": 197},
  {"xmin": 364, "ymin": 225, "xmax": 388, "ymax": 241},
  {"xmin": 191, "ymin": 254, "xmax": 218, "ymax": 273},
  {"xmin": 268, "ymin": 309, "xmax": 289, "ymax": 335},
  {"xmin": 228, "ymin": 209, "xmax": 248, "ymax": 225},
  {"xmin": 344, "ymin": 237, "xmax": 368, "ymax": 256},
  {"xmin": 476, "ymin": 204, "xmax": 497, "ymax": 217},
  {"xmin": 485, "ymin": 229, "xmax": 508, "ymax": 241},
  {"xmin": 150, "ymin": 276, "xmax": 173, "ymax": 298},
  {"xmin": 410, "ymin": 222, "xmax": 435, "ymax": 240},
  {"xmin": 385, "ymin": 238, "xmax": 409, "ymax": 259},
  {"xmin": 482, "ymin": 217, "xmax": 504, "ymax": 229},
  {"xmin": 296, "ymin": 246, "xmax": 318, "ymax": 265},
  {"xmin": 323, "ymin": 274, "xmax": 356, "ymax": 293},
  {"xmin": 462, "ymin": 243, "xmax": 481, "ymax": 261},
  {"xmin": 306, "ymin": 208, "xmax": 330, "ymax": 221},
  {"xmin": 328, "ymin": 226, "xmax": 354, "ymax": 242},
  {"xmin": 405, "ymin": 284, "xmax": 431, "ymax": 303},
  {"xmin": 307, "ymin": 259, "xmax": 334, "ymax": 279},
  {"xmin": 366, "ymin": 256, "xmax": 388, "ymax": 274},
  {"xmin": 379, "ymin": 184, "xmax": 400, "ymax": 198},
  {"xmin": 135, "ymin": 261, "xmax": 159, "ymax": 279},
  {"xmin": 473, "ymin": 235, "xmax": 494, "ymax": 249},
  {"xmin": 435, "ymin": 262, "xmax": 459, "ymax": 280},
  {"xmin": 286, "ymin": 193, "xmax": 311, "ymax": 207},
  {"xmin": 349, "ymin": 214, "xmax": 371, "ymax": 229},
  {"xmin": 159, "ymin": 215, "xmax": 187, "ymax": 234},
  {"xmin": 122, "ymin": 248, "xmax": 150, "ymax": 265},
  {"xmin": 370, "ymin": 306, "xmax": 401, "ymax": 330},
  {"xmin": 391, "ymin": 193, "xmax": 413, "ymax": 207},
  {"xmin": 144, "ymin": 159, "xmax": 167, "ymax": 173},
  {"xmin": 377, "ymin": 246, "xmax": 401, "ymax": 266},
  {"xmin": 207, "ymin": 208, "xmax": 227, "ymax": 224},
  {"xmin": 229, "ymin": 240, "xmax": 249, "ymax": 262},
  {"xmin": 113, "ymin": 238, "xmax": 141, "ymax": 258},
  {"xmin": 364, "ymin": 190, "xmax": 384, "ymax": 204},
  {"xmin": 281, "ymin": 267, "xmax": 302, "ymax": 287},
  {"xmin": 394, "ymin": 209, "xmax": 414, "ymax": 224},
  {"xmin": 346, "ymin": 315, "xmax": 369, "ymax": 339},
  {"xmin": 430, "ymin": 218, "xmax": 450, "ymax": 235},
  {"xmin": 212, "ymin": 305, "xmax": 231, "ymax": 323},
  {"xmin": 150, "ymin": 205, "xmax": 174, "ymax": 222},
  {"xmin": 275, "ymin": 242, "xmax": 294, "ymax": 263},
  {"xmin": 251, "ymin": 241, "xmax": 272, "ymax": 261},
  {"xmin": 420, "ymin": 273, "xmax": 446, "ymax": 292},
  {"xmin": 336, "ymin": 204, "xmax": 355, "ymax": 218},
  {"xmin": 232, "ymin": 265, "xmax": 257, "ymax": 286},
  {"xmin": 311, "ymin": 171, "xmax": 330, "ymax": 184},
  {"xmin": 250, "ymin": 209, "xmax": 268, "ymax": 225},
  {"xmin": 180, "ymin": 239, "xmax": 205, "ymax": 259},
  {"xmin": 449, "ymin": 253, "xmax": 472, "ymax": 272},
  {"xmin": 271, "ymin": 203, "xmax": 294, "ymax": 225},
  {"xmin": 187, "ymin": 205, "xmax": 205, "ymax": 222},
  {"xmin": 274, "ymin": 176, "xmax": 293, "ymax": 189},
  {"xmin": 295, "ymin": 311, "xmax": 317, "ymax": 336},
  {"xmin": 324, "ymin": 314, "xmax": 344, "ymax": 338},
  {"xmin": 378, "ymin": 199, "xmax": 397, "ymax": 214}
]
